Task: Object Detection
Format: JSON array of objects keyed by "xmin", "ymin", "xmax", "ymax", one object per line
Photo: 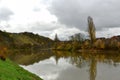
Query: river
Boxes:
[{"xmin": 9, "ymin": 50, "xmax": 120, "ymax": 80}]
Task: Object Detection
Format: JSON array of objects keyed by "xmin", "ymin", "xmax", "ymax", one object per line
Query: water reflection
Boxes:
[
  {"xmin": 90, "ymin": 57, "xmax": 97, "ymax": 80},
  {"xmin": 8, "ymin": 50, "xmax": 54, "ymax": 65},
  {"xmin": 9, "ymin": 50, "xmax": 120, "ymax": 80}
]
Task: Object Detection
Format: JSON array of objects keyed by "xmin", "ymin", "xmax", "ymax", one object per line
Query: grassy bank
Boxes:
[{"xmin": 0, "ymin": 59, "xmax": 43, "ymax": 80}]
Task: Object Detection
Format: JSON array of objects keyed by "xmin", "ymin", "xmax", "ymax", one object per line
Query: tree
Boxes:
[
  {"xmin": 69, "ymin": 33, "xmax": 84, "ymax": 42},
  {"xmin": 74, "ymin": 33, "xmax": 84, "ymax": 42},
  {"xmin": 88, "ymin": 16, "xmax": 96, "ymax": 45},
  {"xmin": 54, "ymin": 33, "xmax": 60, "ymax": 42},
  {"xmin": 94, "ymin": 39, "xmax": 105, "ymax": 49},
  {"xmin": 69, "ymin": 35, "xmax": 74, "ymax": 41},
  {"xmin": 54, "ymin": 33, "xmax": 60, "ymax": 49}
]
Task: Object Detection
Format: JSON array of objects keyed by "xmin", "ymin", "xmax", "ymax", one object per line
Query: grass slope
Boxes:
[{"xmin": 0, "ymin": 59, "xmax": 42, "ymax": 80}]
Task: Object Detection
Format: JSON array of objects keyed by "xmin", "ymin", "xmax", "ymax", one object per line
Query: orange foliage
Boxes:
[{"xmin": 0, "ymin": 46, "xmax": 7, "ymax": 61}]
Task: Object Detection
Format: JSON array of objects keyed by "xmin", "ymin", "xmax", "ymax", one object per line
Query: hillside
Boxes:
[{"xmin": 0, "ymin": 30, "xmax": 53, "ymax": 50}]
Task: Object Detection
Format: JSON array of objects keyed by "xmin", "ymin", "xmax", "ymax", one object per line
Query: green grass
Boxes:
[{"xmin": 0, "ymin": 59, "xmax": 43, "ymax": 80}]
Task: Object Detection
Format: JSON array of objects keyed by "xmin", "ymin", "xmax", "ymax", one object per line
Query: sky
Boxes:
[{"xmin": 0, "ymin": 0, "xmax": 120, "ymax": 40}]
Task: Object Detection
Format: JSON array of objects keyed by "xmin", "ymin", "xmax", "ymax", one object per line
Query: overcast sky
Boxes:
[{"xmin": 0, "ymin": 0, "xmax": 120, "ymax": 40}]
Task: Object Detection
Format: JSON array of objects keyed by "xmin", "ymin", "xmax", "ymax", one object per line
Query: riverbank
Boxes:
[{"xmin": 0, "ymin": 59, "xmax": 43, "ymax": 80}]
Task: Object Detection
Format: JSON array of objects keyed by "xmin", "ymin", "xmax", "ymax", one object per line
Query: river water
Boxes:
[{"xmin": 9, "ymin": 50, "xmax": 120, "ymax": 80}]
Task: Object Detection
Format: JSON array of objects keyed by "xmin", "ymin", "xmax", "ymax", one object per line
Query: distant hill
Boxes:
[{"xmin": 0, "ymin": 30, "xmax": 53, "ymax": 49}]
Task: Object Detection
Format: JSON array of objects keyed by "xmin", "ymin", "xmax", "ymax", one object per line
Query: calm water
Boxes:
[{"xmin": 9, "ymin": 50, "xmax": 120, "ymax": 80}]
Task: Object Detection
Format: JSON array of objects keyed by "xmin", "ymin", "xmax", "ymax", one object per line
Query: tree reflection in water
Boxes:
[
  {"xmin": 9, "ymin": 50, "xmax": 120, "ymax": 80},
  {"xmin": 90, "ymin": 56, "xmax": 97, "ymax": 80},
  {"xmin": 53, "ymin": 51, "xmax": 97, "ymax": 80},
  {"xmin": 53, "ymin": 50, "xmax": 120, "ymax": 80}
]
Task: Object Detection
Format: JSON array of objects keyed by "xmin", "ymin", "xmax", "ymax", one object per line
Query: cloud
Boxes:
[
  {"xmin": 96, "ymin": 28, "xmax": 120, "ymax": 38},
  {"xmin": 26, "ymin": 22, "xmax": 81, "ymax": 40},
  {"xmin": 0, "ymin": 7, "xmax": 14, "ymax": 21},
  {"xmin": 49, "ymin": 27, "xmax": 81, "ymax": 40},
  {"xmin": 28, "ymin": 22, "xmax": 58, "ymax": 31},
  {"xmin": 0, "ymin": 0, "xmax": 119, "ymax": 40},
  {"xmin": 49, "ymin": 0, "xmax": 120, "ymax": 31}
]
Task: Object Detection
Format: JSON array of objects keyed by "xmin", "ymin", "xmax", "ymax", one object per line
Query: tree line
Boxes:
[{"xmin": 53, "ymin": 16, "xmax": 120, "ymax": 51}]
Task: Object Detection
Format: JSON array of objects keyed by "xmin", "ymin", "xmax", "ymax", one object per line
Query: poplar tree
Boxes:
[
  {"xmin": 88, "ymin": 16, "xmax": 96, "ymax": 44},
  {"xmin": 54, "ymin": 33, "xmax": 59, "ymax": 42}
]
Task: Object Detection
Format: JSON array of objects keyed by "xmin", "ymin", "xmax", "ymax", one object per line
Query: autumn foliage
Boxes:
[{"xmin": 0, "ymin": 46, "xmax": 7, "ymax": 61}]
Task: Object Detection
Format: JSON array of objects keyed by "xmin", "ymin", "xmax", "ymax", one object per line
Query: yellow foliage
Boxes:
[
  {"xmin": 117, "ymin": 42, "xmax": 120, "ymax": 49},
  {"xmin": 94, "ymin": 39, "xmax": 105, "ymax": 49},
  {"xmin": 82, "ymin": 40, "xmax": 90, "ymax": 49}
]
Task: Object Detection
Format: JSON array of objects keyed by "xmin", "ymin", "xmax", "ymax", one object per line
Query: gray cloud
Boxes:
[
  {"xmin": 0, "ymin": 7, "xmax": 14, "ymax": 21},
  {"xmin": 33, "ymin": 7, "xmax": 41, "ymax": 12},
  {"xmin": 49, "ymin": 0, "xmax": 120, "ymax": 31},
  {"xmin": 28, "ymin": 22, "xmax": 58, "ymax": 31}
]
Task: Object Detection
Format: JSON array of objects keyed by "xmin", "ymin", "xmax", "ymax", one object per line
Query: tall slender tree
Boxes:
[
  {"xmin": 54, "ymin": 33, "xmax": 60, "ymax": 49},
  {"xmin": 88, "ymin": 16, "xmax": 96, "ymax": 44},
  {"xmin": 54, "ymin": 33, "xmax": 59, "ymax": 42}
]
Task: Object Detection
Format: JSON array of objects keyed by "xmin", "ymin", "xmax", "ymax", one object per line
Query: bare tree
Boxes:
[
  {"xmin": 88, "ymin": 16, "xmax": 96, "ymax": 44},
  {"xmin": 69, "ymin": 33, "xmax": 84, "ymax": 42}
]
